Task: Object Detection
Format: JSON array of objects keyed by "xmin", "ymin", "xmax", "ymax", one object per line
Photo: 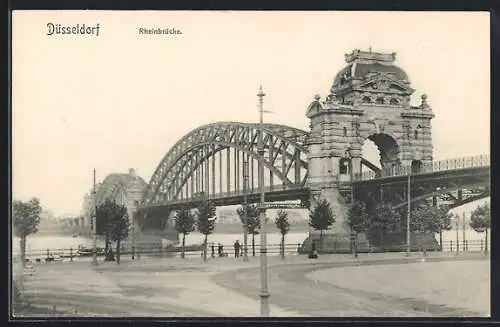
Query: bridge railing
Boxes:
[{"xmin": 354, "ymin": 154, "xmax": 490, "ymax": 181}]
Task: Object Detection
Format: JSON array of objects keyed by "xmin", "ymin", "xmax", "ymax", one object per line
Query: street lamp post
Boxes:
[
  {"xmin": 242, "ymin": 155, "xmax": 249, "ymax": 262},
  {"xmin": 92, "ymin": 169, "xmax": 98, "ymax": 266},
  {"xmin": 405, "ymin": 166, "xmax": 411, "ymax": 256},
  {"xmin": 462, "ymin": 212, "xmax": 466, "ymax": 251},
  {"xmin": 132, "ymin": 200, "xmax": 138, "ymax": 260},
  {"xmin": 434, "ymin": 188, "xmax": 442, "ymax": 252},
  {"xmin": 257, "ymin": 85, "xmax": 270, "ymax": 316},
  {"xmin": 403, "ymin": 123, "xmax": 412, "ymax": 258},
  {"xmin": 345, "ymin": 148, "xmax": 357, "ymax": 258},
  {"xmin": 455, "ymin": 214, "xmax": 460, "ymax": 255}
]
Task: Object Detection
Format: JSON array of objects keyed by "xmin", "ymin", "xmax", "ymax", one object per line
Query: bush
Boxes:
[{"xmin": 12, "ymin": 279, "xmax": 27, "ymax": 316}]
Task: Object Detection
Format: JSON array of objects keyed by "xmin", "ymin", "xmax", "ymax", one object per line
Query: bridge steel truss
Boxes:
[
  {"xmin": 141, "ymin": 122, "xmax": 311, "ymax": 208},
  {"xmin": 354, "ymin": 165, "xmax": 490, "ymax": 211}
]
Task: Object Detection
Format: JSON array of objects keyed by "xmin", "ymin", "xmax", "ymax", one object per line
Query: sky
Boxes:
[{"xmin": 12, "ymin": 11, "xmax": 490, "ymax": 216}]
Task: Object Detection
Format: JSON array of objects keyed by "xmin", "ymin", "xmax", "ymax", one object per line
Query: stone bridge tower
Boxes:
[{"xmin": 305, "ymin": 49, "xmax": 435, "ymax": 235}]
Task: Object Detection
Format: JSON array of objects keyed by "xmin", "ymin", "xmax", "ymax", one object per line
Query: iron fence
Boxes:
[{"xmin": 13, "ymin": 238, "xmax": 490, "ymax": 264}]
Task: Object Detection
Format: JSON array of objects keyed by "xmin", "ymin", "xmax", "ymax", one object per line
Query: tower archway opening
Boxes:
[
  {"xmin": 361, "ymin": 139, "xmax": 380, "ymax": 173},
  {"xmin": 362, "ymin": 133, "xmax": 401, "ymax": 173}
]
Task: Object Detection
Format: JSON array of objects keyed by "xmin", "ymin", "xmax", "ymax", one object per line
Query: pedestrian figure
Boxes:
[
  {"xmin": 234, "ymin": 240, "xmax": 241, "ymax": 258},
  {"xmin": 106, "ymin": 247, "xmax": 115, "ymax": 262},
  {"xmin": 218, "ymin": 243, "xmax": 223, "ymax": 257},
  {"xmin": 308, "ymin": 240, "xmax": 318, "ymax": 259},
  {"xmin": 211, "ymin": 243, "xmax": 215, "ymax": 258}
]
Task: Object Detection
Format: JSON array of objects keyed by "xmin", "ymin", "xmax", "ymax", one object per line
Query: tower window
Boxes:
[
  {"xmin": 376, "ymin": 97, "xmax": 385, "ymax": 104},
  {"xmin": 339, "ymin": 158, "xmax": 350, "ymax": 174},
  {"xmin": 343, "ymin": 127, "xmax": 347, "ymax": 137},
  {"xmin": 414, "ymin": 130, "xmax": 419, "ymax": 140},
  {"xmin": 362, "ymin": 96, "xmax": 371, "ymax": 104}
]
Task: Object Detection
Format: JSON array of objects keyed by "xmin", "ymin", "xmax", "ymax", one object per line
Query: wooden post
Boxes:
[{"xmin": 70, "ymin": 247, "xmax": 73, "ymax": 262}]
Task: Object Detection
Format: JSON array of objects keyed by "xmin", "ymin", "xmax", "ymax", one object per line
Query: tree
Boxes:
[
  {"xmin": 96, "ymin": 199, "xmax": 114, "ymax": 250},
  {"xmin": 107, "ymin": 202, "xmax": 130, "ymax": 264},
  {"xmin": 309, "ymin": 199, "xmax": 335, "ymax": 252},
  {"xmin": 274, "ymin": 210, "xmax": 290, "ymax": 260},
  {"xmin": 410, "ymin": 205, "xmax": 453, "ymax": 251},
  {"xmin": 470, "ymin": 202, "xmax": 490, "ymax": 253},
  {"xmin": 368, "ymin": 203, "xmax": 400, "ymax": 250},
  {"xmin": 13, "ymin": 198, "xmax": 42, "ymax": 267},
  {"xmin": 347, "ymin": 201, "xmax": 369, "ymax": 258},
  {"xmin": 196, "ymin": 200, "xmax": 217, "ymax": 262},
  {"xmin": 174, "ymin": 207, "xmax": 196, "ymax": 259},
  {"xmin": 236, "ymin": 204, "xmax": 260, "ymax": 256}
]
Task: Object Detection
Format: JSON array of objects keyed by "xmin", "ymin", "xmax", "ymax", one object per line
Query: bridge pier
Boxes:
[{"xmin": 306, "ymin": 141, "xmax": 351, "ymax": 236}]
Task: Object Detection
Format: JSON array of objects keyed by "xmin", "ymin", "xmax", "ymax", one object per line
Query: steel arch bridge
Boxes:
[
  {"xmin": 140, "ymin": 122, "xmax": 383, "ymax": 208},
  {"xmin": 136, "ymin": 122, "xmax": 489, "ymax": 220}
]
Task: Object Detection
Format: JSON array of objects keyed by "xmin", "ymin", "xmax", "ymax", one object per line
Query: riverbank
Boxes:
[{"xmin": 214, "ymin": 220, "xmax": 310, "ymax": 234}]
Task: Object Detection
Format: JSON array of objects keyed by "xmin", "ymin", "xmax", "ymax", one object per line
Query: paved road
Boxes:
[
  {"xmin": 18, "ymin": 261, "xmax": 216, "ymax": 317},
  {"xmin": 15, "ymin": 252, "xmax": 488, "ymax": 317},
  {"xmin": 211, "ymin": 255, "xmax": 487, "ymax": 317}
]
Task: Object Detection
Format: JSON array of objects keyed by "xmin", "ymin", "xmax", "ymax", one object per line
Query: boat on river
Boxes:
[{"xmin": 77, "ymin": 245, "xmax": 105, "ymax": 257}]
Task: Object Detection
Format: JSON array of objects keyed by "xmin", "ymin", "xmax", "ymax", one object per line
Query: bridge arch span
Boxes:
[
  {"xmin": 142, "ymin": 121, "xmax": 387, "ymax": 206},
  {"xmin": 142, "ymin": 122, "xmax": 310, "ymax": 206}
]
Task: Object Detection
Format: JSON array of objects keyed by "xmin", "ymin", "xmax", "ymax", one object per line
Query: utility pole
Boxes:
[
  {"xmin": 462, "ymin": 212, "xmax": 466, "ymax": 251},
  {"xmin": 242, "ymin": 153, "xmax": 249, "ymax": 262},
  {"xmin": 347, "ymin": 149, "xmax": 357, "ymax": 259},
  {"xmin": 92, "ymin": 169, "xmax": 98, "ymax": 266},
  {"xmin": 132, "ymin": 201, "xmax": 138, "ymax": 260},
  {"xmin": 257, "ymin": 85, "xmax": 270, "ymax": 316},
  {"xmin": 455, "ymin": 214, "xmax": 459, "ymax": 255},
  {"xmin": 405, "ymin": 167, "xmax": 411, "ymax": 256},
  {"xmin": 404, "ymin": 124, "xmax": 412, "ymax": 257}
]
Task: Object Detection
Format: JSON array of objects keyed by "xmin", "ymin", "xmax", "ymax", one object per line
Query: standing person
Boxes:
[
  {"xmin": 211, "ymin": 243, "xmax": 215, "ymax": 258},
  {"xmin": 234, "ymin": 240, "xmax": 241, "ymax": 258},
  {"xmin": 218, "ymin": 243, "xmax": 223, "ymax": 257}
]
